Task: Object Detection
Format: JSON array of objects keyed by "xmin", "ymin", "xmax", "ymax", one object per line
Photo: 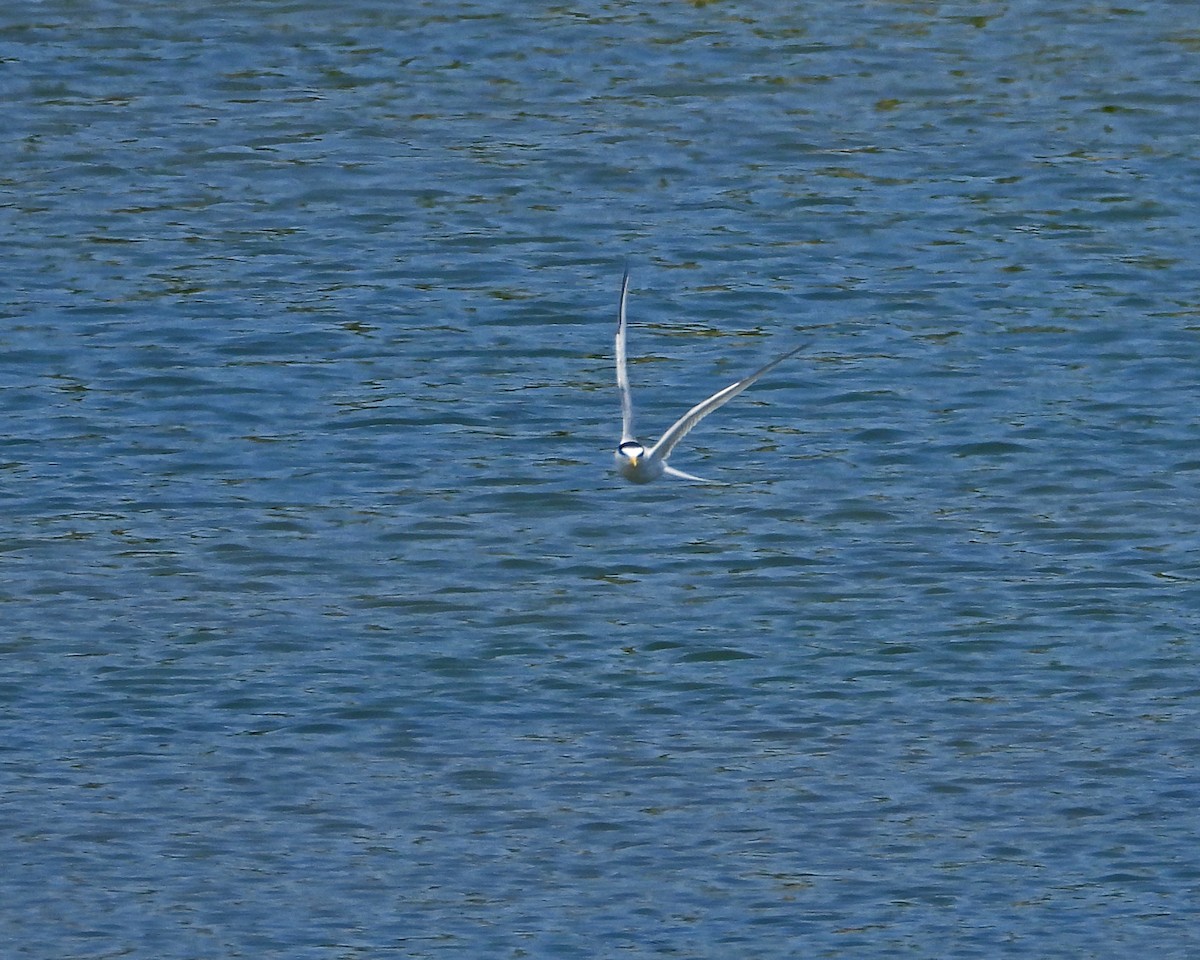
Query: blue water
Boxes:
[{"xmin": 3, "ymin": 2, "xmax": 1200, "ymax": 958}]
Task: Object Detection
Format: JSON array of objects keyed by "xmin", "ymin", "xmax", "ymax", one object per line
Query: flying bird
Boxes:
[{"xmin": 613, "ymin": 270, "xmax": 808, "ymax": 484}]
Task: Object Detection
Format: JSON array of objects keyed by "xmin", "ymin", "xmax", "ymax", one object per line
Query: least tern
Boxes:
[{"xmin": 613, "ymin": 270, "xmax": 808, "ymax": 484}]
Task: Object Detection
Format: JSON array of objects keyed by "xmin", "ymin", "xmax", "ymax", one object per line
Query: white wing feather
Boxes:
[
  {"xmin": 615, "ymin": 269, "xmax": 635, "ymax": 443},
  {"xmin": 648, "ymin": 341, "xmax": 811, "ymax": 463}
]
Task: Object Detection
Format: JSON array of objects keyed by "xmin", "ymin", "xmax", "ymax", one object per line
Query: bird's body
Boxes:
[
  {"xmin": 613, "ymin": 270, "xmax": 807, "ymax": 484},
  {"xmin": 614, "ymin": 441, "xmax": 710, "ymax": 484}
]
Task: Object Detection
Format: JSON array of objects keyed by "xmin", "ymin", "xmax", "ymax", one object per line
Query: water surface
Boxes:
[{"xmin": 3, "ymin": 2, "xmax": 1199, "ymax": 957}]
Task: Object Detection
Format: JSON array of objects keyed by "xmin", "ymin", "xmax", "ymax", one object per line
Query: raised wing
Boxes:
[
  {"xmin": 615, "ymin": 269, "xmax": 635, "ymax": 443},
  {"xmin": 648, "ymin": 340, "xmax": 811, "ymax": 463}
]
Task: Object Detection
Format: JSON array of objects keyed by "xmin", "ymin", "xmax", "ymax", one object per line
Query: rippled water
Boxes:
[{"xmin": 3, "ymin": 2, "xmax": 1200, "ymax": 958}]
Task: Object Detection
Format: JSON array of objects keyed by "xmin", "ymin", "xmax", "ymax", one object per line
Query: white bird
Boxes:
[{"xmin": 613, "ymin": 270, "xmax": 809, "ymax": 484}]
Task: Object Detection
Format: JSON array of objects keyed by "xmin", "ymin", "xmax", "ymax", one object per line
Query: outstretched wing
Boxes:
[
  {"xmin": 648, "ymin": 340, "xmax": 811, "ymax": 463},
  {"xmin": 663, "ymin": 464, "xmax": 724, "ymax": 484},
  {"xmin": 615, "ymin": 269, "xmax": 635, "ymax": 443}
]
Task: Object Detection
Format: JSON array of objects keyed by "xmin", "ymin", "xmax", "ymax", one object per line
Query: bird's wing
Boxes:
[
  {"xmin": 615, "ymin": 269, "xmax": 635, "ymax": 443},
  {"xmin": 662, "ymin": 464, "xmax": 724, "ymax": 484},
  {"xmin": 648, "ymin": 340, "xmax": 811, "ymax": 462}
]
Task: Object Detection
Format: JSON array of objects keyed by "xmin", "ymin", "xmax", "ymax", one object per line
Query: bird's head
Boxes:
[{"xmin": 617, "ymin": 440, "xmax": 646, "ymax": 468}]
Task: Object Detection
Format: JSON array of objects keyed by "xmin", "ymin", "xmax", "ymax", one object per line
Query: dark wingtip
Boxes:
[{"xmin": 617, "ymin": 268, "xmax": 630, "ymax": 328}]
